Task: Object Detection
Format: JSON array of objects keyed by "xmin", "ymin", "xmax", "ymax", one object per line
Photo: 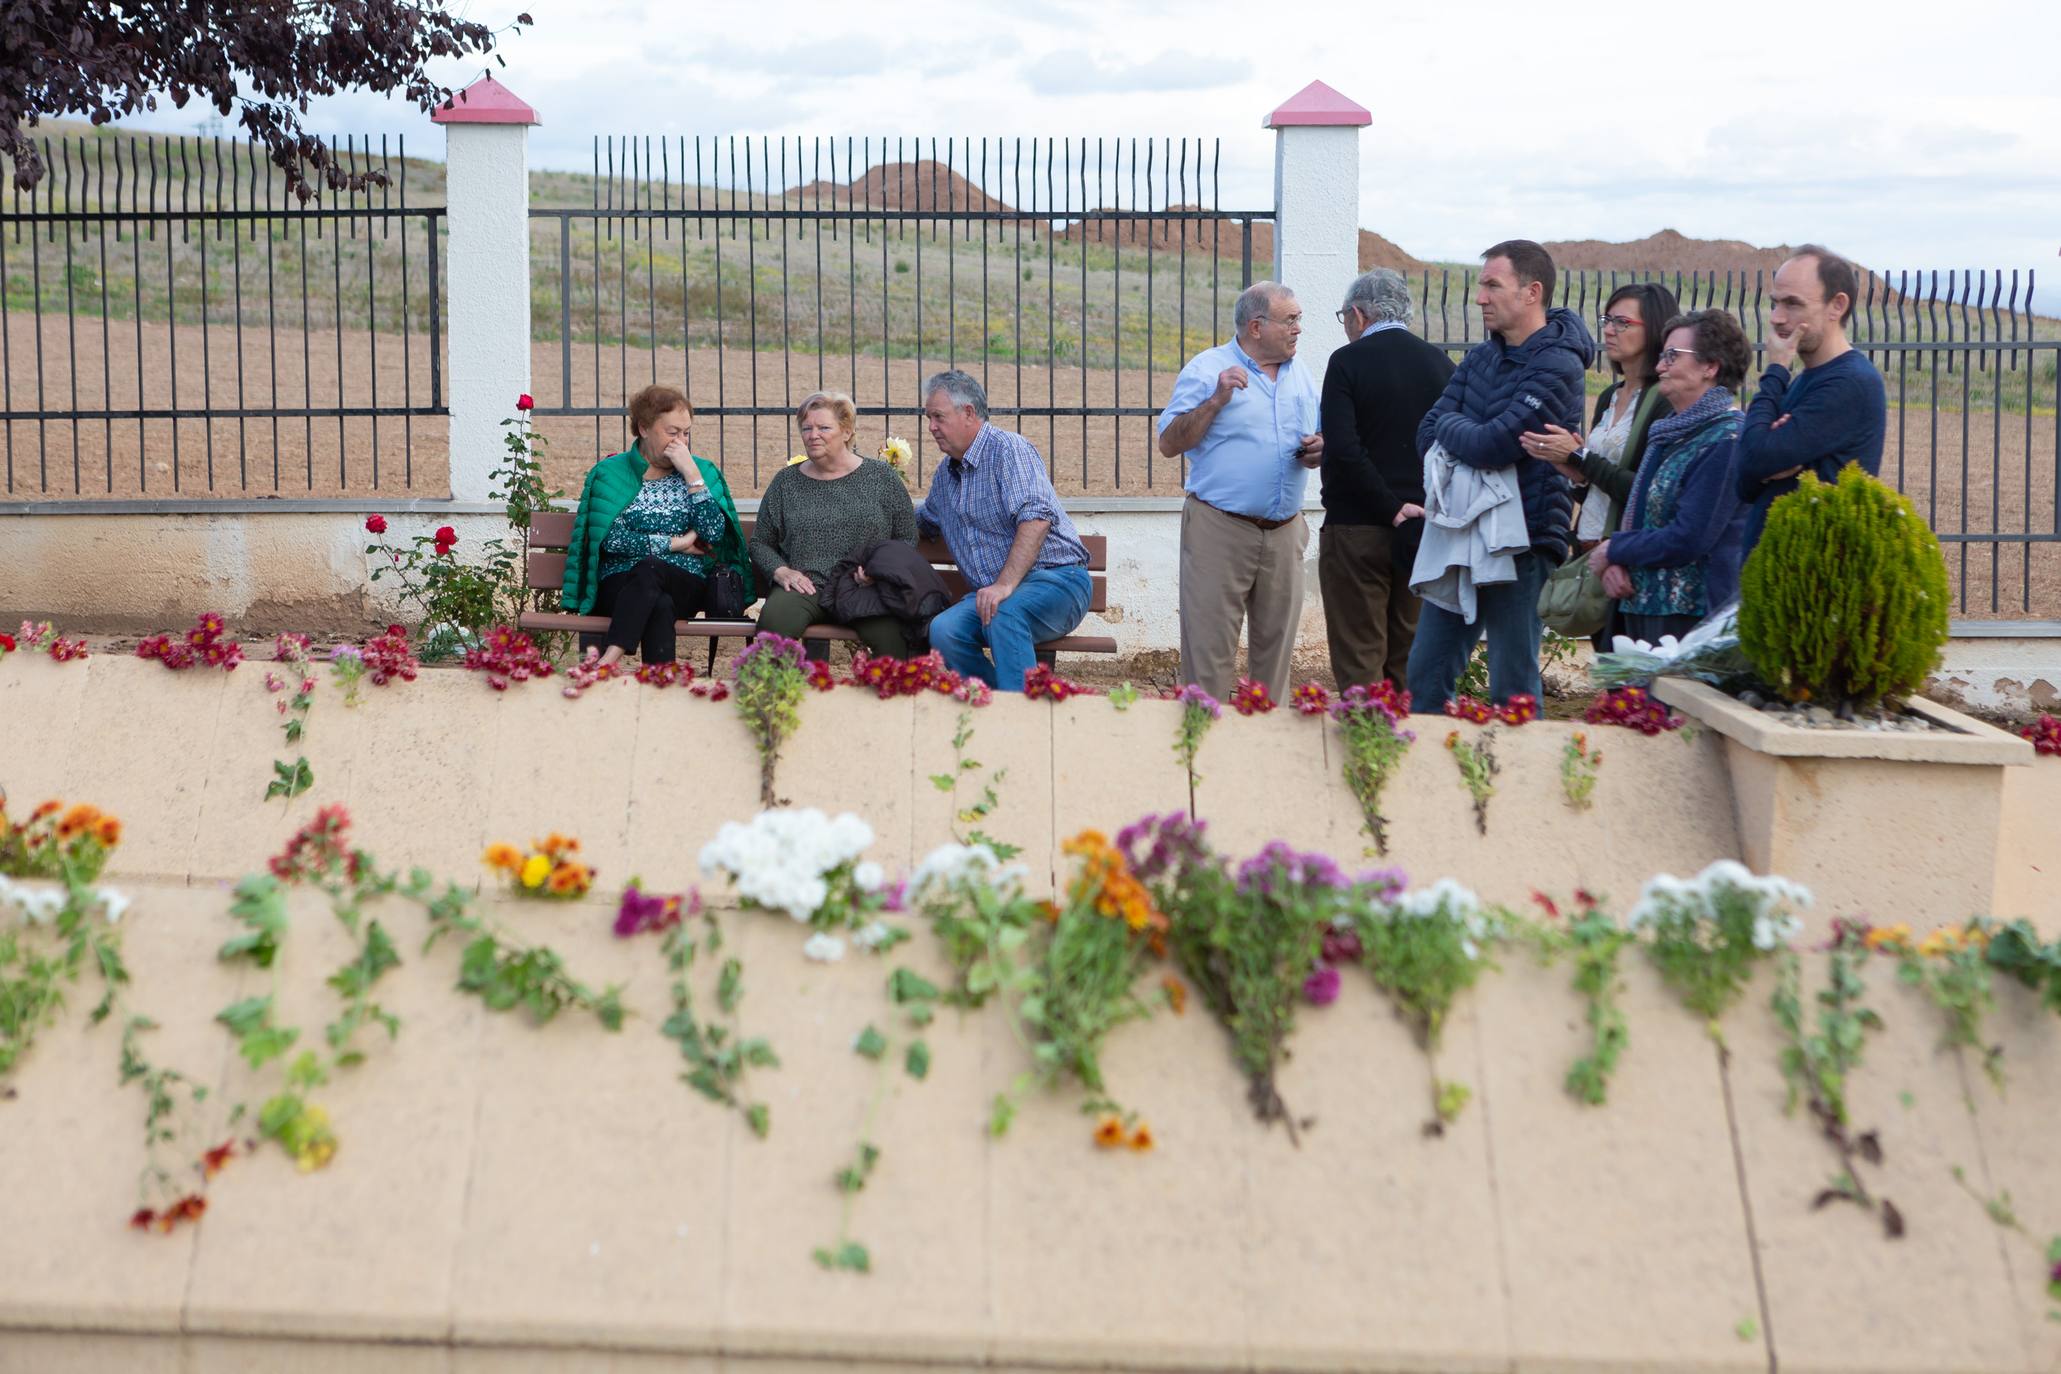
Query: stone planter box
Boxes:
[{"xmin": 1651, "ymin": 677, "xmax": 2034, "ymax": 927}]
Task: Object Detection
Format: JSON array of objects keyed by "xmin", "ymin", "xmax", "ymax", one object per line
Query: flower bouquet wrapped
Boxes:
[{"xmin": 1588, "ymin": 601, "xmax": 1758, "ymax": 691}]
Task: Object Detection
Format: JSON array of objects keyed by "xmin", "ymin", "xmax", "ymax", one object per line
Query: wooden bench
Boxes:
[{"xmin": 516, "ymin": 509, "xmax": 1118, "ymax": 671}]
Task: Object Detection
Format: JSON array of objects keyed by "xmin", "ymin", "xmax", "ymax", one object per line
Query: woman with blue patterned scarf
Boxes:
[{"xmin": 1586, "ymin": 309, "xmax": 1754, "ymax": 645}]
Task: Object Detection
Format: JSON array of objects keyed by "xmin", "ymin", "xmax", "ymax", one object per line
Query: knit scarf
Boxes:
[
  {"xmin": 1643, "ymin": 385, "xmax": 1733, "ymax": 449},
  {"xmin": 1617, "ymin": 386, "xmax": 1735, "ymax": 536}
]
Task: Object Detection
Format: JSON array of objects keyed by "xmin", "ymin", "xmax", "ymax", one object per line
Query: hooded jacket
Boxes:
[{"xmin": 1414, "ymin": 306, "xmax": 1596, "ymax": 565}]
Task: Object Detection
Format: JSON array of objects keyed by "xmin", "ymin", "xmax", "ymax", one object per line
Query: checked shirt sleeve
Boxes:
[{"xmin": 993, "ymin": 433, "xmax": 1063, "ymax": 526}]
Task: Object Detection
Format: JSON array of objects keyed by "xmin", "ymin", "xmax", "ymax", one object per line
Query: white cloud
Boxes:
[{"xmin": 1023, "ymin": 49, "xmax": 1249, "ymax": 96}]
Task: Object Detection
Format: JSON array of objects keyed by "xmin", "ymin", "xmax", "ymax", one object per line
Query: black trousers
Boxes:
[{"xmin": 593, "ymin": 557, "xmax": 709, "ymax": 664}]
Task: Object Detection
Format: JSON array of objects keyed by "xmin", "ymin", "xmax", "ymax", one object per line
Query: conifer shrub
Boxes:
[{"xmin": 1737, "ymin": 464, "xmax": 1949, "ymax": 709}]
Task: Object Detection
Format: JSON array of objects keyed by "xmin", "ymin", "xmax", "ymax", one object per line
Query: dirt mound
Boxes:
[
  {"xmin": 1056, "ymin": 212, "xmax": 1428, "ymax": 273},
  {"xmin": 1537, "ymin": 228, "xmax": 1809, "ymax": 276},
  {"xmin": 787, "ymin": 160, "xmax": 1017, "ymax": 215}
]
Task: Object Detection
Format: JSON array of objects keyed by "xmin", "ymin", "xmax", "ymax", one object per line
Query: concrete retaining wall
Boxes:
[{"xmin": 2, "ymin": 657, "xmax": 2059, "ymax": 1373}]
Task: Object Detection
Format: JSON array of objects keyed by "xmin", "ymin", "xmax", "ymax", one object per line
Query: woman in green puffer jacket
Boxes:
[{"xmin": 562, "ymin": 385, "xmax": 754, "ymax": 667}]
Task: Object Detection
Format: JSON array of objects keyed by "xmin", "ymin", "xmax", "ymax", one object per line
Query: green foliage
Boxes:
[
  {"xmin": 1737, "ymin": 464, "xmax": 1950, "ymax": 708},
  {"xmin": 1333, "ymin": 691, "xmax": 1414, "ymax": 855},
  {"xmin": 853, "ymin": 1023, "xmax": 888, "ymax": 1060},
  {"xmin": 1445, "ymin": 729, "xmax": 1500, "ymax": 835},
  {"xmin": 1356, "ymin": 883, "xmax": 1496, "ymax": 1131},
  {"xmin": 265, "ymin": 756, "xmax": 314, "ymax": 802},
  {"xmin": 1559, "ymin": 734, "xmax": 1603, "ymax": 812},
  {"xmin": 659, "ymin": 916, "xmax": 776, "ymax": 1137},
  {"xmin": 1631, "ymin": 864, "xmax": 1805, "ymax": 1038},
  {"xmin": 1772, "ymin": 933, "xmax": 1901, "ymax": 1236},
  {"xmin": 733, "ymin": 639, "xmax": 809, "ymax": 808},
  {"xmin": 1984, "ymin": 919, "xmax": 2061, "ymax": 1014},
  {"xmin": 1895, "ymin": 931, "xmax": 2002, "ymax": 1092},
  {"xmin": 364, "ymin": 408, "xmax": 563, "ymax": 659},
  {"xmin": 1558, "ymin": 903, "xmax": 1633, "ymax": 1106},
  {"xmin": 1107, "ymin": 681, "xmax": 1139, "ymax": 711}
]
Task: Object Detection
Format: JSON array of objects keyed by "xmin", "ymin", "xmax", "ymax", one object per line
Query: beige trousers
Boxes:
[{"xmin": 1177, "ymin": 493, "xmax": 1308, "ymax": 702}]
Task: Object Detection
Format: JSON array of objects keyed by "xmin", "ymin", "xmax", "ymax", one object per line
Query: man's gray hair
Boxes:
[
  {"xmin": 922, "ymin": 368, "xmax": 989, "ymax": 420},
  {"xmin": 1233, "ymin": 281, "xmax": 1293, "ymax": 335},
  {"xmin": 1343, "ymin": 269, "xmax": 1414, "ymax": 326}
]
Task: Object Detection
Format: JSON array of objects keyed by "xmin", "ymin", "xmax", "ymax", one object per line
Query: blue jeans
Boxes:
[
  {"xmin": 929, "ymin": 565, "xmax": 1093, "ymax": 692},
  {"xmin": 1405, "ymin": 551, "xmax": 1547, "ymax": 713}
]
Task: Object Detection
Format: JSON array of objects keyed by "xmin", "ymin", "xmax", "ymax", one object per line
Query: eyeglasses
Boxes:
[
  {"xmin": 1657, "ymin": 347, "xmax": 1700, "ymax": 367},
  {"xmin": 1334, "ymin": 308, "xmax": 1351, "ymax": 323},
  {"xmin": 1263, "ymin": 314, "xmax": 1304, "ymax": 328},
  {"xmin": 1598, "ymin": 313, "xmax": 1641, "ymax": 333}
]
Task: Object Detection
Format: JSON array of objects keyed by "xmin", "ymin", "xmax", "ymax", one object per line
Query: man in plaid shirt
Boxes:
[{"xmin": 916, "ymin": 370, "xmax": 1093, "ymax": 691}]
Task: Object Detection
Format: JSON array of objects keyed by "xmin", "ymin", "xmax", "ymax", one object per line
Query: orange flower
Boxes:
[
  {"xmin": 482, "ymin": 842, "xmax": 522, "ymax": 873},
  {"xmin": 31, "ymin": 800, "xmax": 62, "ymax": 821},
  {"xmin": 94, "ymin": 815, "xmax": 123, "ymax": 848},
  {"xmin": 1863, "ymin": 923, "xmax": 1912, "ymax": 953},
  {"xmin": 546, "ymin": 862, "xmax": 588, "ymax": 896},
  {"xmin": 1092, "ymin": 1117, "xmax": 1125, "ymax": 1149},
  {"xmin": 57, "ymin": 803, "xmax": 101, "ymax": 840},
  {"xmin": 1128, "ymin": 1123, "xmax": 1155, "ymax": 1152},
  {"xmin": 1034, "ymin": 899, "xmax": 1060, "ymax": 924},
  {"xmin": 1444, "ymin": 731, "xmax": 1460, "ymax": 750},
  {"xmin": 1161, "ymin": 975, "xmax": 1187, "ymax": 1015},
  {"xmin": 201, "ymin": 1141, "xmax": 236, "ymax": 1178}
]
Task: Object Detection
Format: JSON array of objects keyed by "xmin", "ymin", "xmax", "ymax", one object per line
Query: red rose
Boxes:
[
  {"xmin": 515, "ymin": 394, "xmax": 535, "ymax": 411},
  {"xmin": 433, "ymin": 525, "xmax": 459, "ymax": 555},
  {"xmin": 365, "ymin": 514, "xmax": 388, "ymax": 535}
]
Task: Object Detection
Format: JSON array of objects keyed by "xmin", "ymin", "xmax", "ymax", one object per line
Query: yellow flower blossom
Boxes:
[{"xmin": 519, "ymin": 853, "xmax": 551, "ymax": 888}]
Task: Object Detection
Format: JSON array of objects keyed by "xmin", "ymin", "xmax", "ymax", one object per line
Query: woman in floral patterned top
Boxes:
[
  {"xmin": 1587, "ymin": 310, "xmax": 1753, "ymax": 645},
  {"xmin": 563, "ymin": 385, "xmax": 750, "ymax": 667}
]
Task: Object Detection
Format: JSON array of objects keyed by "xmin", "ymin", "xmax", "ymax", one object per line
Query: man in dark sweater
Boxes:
[
  {"xmin": 1405, "ymin": 239, "xmax": 1594, "ymax": 712},
  {"xmin": 1318, "ymin": 268, "xmax": 1455, "ymax": 689},
  {"xmin": 1736, "ymin": 244, "xmax": 1886, "ymax": 553}
]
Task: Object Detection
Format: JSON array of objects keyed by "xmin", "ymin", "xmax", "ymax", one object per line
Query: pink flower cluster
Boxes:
[
  {"xmin": 136, "ymin": 612, "xmax": 244, "ymax": 672},
  {"xmin": 1022, "ymin": 664, "xmax": 1092, "ymax": 702},
  {"xmin": 805, "ymin": 659, "xmax": 836, "ymax": 692},
  {"xmin": 1446, "ymin": 692, "xmax": 1538, "ymax": 725},
  {"xmin": 463, "ymin": 625, "xmax": 558, "ymax": 691},
  {"xmin": 16, "ymin": 620, "xmax": 90, "ymax": 663},
  {"xmin": 2021, "ymin": 713, "xmax": 2060, "ymax": 757},
  {"xmin": 1230, "ymin": 678, "xmax": 1275, "ymax": 716},
  {"xmin": 847, "ymin": 650, "xmax": 960, "ymax": 699},
  {"xmin": 1328, "ymin": 680, "xmax": 1411, "ymax": 729},
  {"xmin": 1584, "ymin": 685, "xmax": 1684, "ymax": 735},
  {"xmin": 613, "ymin": 882, "xmax": 699, "ymax": 937},
  {"xmin": 1289, "ymin": 682, "xmax": 1333, "ymax": 716},
  {"xmin": 362, "ymin": 625, "xmax": 419, "ymax": 687},
  {"xmin": 634, "ymin": 660, "xmax": 694, "ymax": 688}
]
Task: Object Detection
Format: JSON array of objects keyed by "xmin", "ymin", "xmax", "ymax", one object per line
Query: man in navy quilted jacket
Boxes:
[{"xmin": 1405, "ymin": 239, "xmax": 1595, "ymax": 713}]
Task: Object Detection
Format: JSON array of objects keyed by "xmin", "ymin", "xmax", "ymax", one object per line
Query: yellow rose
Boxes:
[
  {"xmin": 787, "ymin": 453, "xmax": 808, "ymax": 465},
  {"xmin": 520, "ymin": 853, "xmax": 551, "ymax": 889}
]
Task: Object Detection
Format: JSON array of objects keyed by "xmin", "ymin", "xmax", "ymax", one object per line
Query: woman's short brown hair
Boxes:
[
  {"xmin": 1661, "ymin": 309, "xmax": 1752, "ymax": 393},
  {"xmin": 628, "ymin": 384, "xmax": 690, "ymax": 435},
  {"xmin": 796, "ymin": 390, "xmax": 858, "ymax": 439}
]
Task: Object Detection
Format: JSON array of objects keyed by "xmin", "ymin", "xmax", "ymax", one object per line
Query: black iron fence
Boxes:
[
  {"xmin": 525, "ymin": 135, "xmax": 1274, "ymax": 494},
  {"xmin": 0, "ymin": 129, "xmax": 447, "ymax": 497},
  {"xmin": 3, "ymin": 126, "xmax": 2054, "ymax": 617}
]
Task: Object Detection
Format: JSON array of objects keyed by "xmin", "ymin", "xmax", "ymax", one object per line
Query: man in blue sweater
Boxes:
[
  {"xmin": 1405, "ymin": 239, "xmax": 1594, "ymax": 712},
  {"xmin": 1736, "ymin": 245, "xmax": 1886, "ymax": 553}
]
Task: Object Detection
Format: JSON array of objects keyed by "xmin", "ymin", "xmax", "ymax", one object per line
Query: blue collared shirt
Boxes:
[
  {"xmin": 1156, "ymin": 337, "xmax": 1320, "ymax": 522},
  {"xmin": 915, "ymin": 423, "xmax": 1089, "ymax": 588}
]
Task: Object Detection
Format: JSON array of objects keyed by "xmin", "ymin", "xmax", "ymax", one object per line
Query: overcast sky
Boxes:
[{"xmin": 115, "ymin": 0, "xmax": 2061, "ymax": 309}]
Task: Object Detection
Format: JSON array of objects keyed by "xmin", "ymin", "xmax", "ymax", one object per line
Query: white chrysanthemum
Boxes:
[
  {"xmin": 853, "ymin": 862, "xmax": 885, "ymax": 892},
  {"xmin": 698, "ymin": 809, "xmax": 880, "ymax": 923},
  {"xmin": 98, "ymin": 888, "xmax": 131, "ymax": 925},
  {"xmin": 853, "ymin": 921, "xmax": 893, "ymax": 950},
  {"xmin": 0, "ymin": 876, "xmax": 66, "ymax": 925},
  {"xmin": 802, "ymin": 932, "xmax": 846, "ymax": 963},
  {"xmin": 1391, "ymin": 878, "xmax": 1480, "ymax": 922}
]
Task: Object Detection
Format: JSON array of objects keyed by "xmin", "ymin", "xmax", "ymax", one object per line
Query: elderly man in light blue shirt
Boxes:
[{"xmin": 1155, "ymin": 280, "xmax": 1322, "ymax": 701}]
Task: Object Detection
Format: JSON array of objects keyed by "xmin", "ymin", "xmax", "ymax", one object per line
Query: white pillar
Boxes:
[
  {"xmin": 1265, "ymin": 81, "xmax": 1370, "ymax": 386},
  {"xmin": 433, "ymin": 76, "xmax": 538, "ymax": 502}
]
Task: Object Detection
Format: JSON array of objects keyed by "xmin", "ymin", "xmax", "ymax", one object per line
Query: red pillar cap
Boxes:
[
  {"xmin": 431, "ymin": 73, "xmax": 539, "ymax": 126},
  {"xmin": 1262, "ymin": 81, "xmax": 1370, "ymax": 129}
]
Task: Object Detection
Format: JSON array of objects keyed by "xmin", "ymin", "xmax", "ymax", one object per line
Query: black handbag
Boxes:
[{"xmin": 706, "ymin": 563, "xmax": 749, "ymax": 619}]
